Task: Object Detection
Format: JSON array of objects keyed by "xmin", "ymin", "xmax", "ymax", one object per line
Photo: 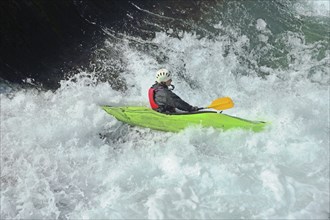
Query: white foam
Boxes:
[
  {"xmin": 295, "ymin": 0, "xmax": 330, "ymax": 17},
  {"xmin": 256, "ymin": 18, "xmax": 267, "ymax": 31},
  {"xmin": 1, "ymin": 18, "xmax": 329, "ymax": 220}
]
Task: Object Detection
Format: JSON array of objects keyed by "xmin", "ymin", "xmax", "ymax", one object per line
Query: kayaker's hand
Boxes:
[{"xmin": 191, "ymin": 106, "xmax": 199, "ymax": 112}]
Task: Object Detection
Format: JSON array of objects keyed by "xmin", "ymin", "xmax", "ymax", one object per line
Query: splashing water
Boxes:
[{"xmin": 1, "ymin": 1, "xmax": 329, "ymax": 219}]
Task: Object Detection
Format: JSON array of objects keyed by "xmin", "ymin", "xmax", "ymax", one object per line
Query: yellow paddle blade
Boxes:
[{"xmin": 207, "ymin": 97, "xmax": 234, "ymax": 110}]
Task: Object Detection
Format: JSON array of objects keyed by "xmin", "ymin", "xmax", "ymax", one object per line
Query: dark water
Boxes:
[{"xmin": 1, "ymin": 0, "xmax": 329, "ymax": 90}]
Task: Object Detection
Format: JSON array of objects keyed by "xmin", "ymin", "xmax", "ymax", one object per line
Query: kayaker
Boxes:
[{"xmin": 148, "ymin": 68, "xmax": 199, "ymax": 113}]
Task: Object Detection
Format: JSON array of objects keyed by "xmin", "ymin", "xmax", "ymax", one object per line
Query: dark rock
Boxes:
[
  {"xmin": 0, "ymin": 0, "xmax": 112, "ymax": 89},
  {"xmin": 0, "ymin": 0, "xmax": 220, "ymax": 90}
]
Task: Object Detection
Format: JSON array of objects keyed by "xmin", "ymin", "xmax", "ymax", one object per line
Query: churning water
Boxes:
[{"xmin": 1, "ymin": 0, "xmax": 329, "ymax": 219}]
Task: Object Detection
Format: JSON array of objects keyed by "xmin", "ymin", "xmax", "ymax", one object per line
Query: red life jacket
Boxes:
[{"xmin": 148, "ymin": 88, "xmax": 159, "ymax": 109}]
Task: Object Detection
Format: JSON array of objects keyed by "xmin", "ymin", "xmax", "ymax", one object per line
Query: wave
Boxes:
[{"xmin": 1, "ymin": 0, "xmax": 329, "ymax": 219}]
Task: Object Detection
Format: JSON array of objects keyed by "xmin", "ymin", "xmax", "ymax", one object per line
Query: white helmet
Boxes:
[{"xmin": 156, "ymin": 68, "xmax": 171, "ymax": 83}]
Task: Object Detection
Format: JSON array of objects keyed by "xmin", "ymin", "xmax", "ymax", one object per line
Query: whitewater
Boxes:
[{"xmin": 1, "ymin": 1, "xmax": 329, "ymax": 219}]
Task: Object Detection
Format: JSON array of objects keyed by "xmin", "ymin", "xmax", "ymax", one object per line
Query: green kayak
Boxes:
[{"xmin": 102, "ymin": 106, "xmax": 267, "ymax": 132}]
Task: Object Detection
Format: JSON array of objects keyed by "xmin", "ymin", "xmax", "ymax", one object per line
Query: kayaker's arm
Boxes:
[{"xmin": 166, "ymin": 90, "xmax": 195, "ymax": 112}]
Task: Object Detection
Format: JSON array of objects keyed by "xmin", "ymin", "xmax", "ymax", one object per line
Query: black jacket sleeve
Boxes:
[{"xmin": 165, "ymin": 90, "xmax": 194, "ymax": 112}]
